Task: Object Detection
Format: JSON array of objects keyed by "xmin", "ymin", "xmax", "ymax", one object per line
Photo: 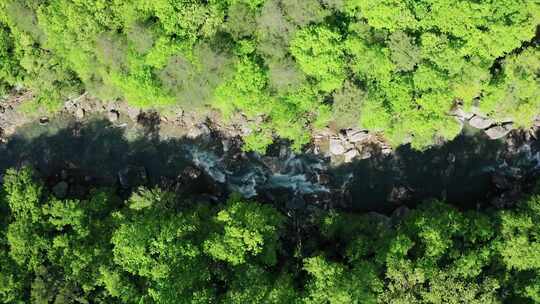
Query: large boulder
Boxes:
[
  {"xmin": 329, "ymin": 138, "xmax": 346, "ymax": 155},
  {"xmin": 469, "ymin": 115, "xmax": 494, "ymax": 129},
  {"xmin": 39, "ymin": 117, "xmax": 49, "ymax": 125},
  {"xmin": 347, "ymin": 130, "xmax": 369, "ymax": 143},
  {"xmin": 485, "ymin": 125, "xmax": 512, "ymax": 140},
  {"xmin": 108, "ymin": 110, "xmax": 120, "ymax": 122},
  {"xmin": 344, "ymin": 149, "xmax": 358, "ymax": 162},
  {"xmin": 75, "ymin": 108, "xmax": 85, "ymax": 120},
  {"xmin": 450, "ymin": 107, "xmax": 474, "ymax": 121}
]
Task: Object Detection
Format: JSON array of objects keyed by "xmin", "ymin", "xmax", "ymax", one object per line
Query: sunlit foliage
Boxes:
[
  {"xmin": 0, "ymin": 0, "xmax": 538, "ymax": 150},
  {"xmin": 0, "ymin": 166, "xmax": 540, "ymax": 302}
]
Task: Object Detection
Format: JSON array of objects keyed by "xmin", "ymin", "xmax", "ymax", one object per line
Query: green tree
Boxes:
[
  {"xmin": 204, "ymin": 198, "xmax": 285, "ymax": 266},
  {"xmin": 111, "ymin": 188, "xmax": 216, "ymax": 303},
  {"xmin": 291, "ymin": 25, "xmax": 346, "ymax": 93}
]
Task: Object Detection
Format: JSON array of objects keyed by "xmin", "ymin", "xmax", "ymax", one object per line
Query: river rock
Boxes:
[
  {"xmin": 388, "ymin": 186, "xmax": 410, "ymax": 203},
  {"xmin": 182, "ymin": 166, "xmax": 202, "ymax": 180},
  {"xmin": 451, "ymin": 108, "xmax": 469, "ymax": 121},
  {"xmin": 381, "ymin": 147, "xmax": 392, "ymax": 155},
  {"xmin": 329, "ymin": 138, "xmax": 346, "ymax": 155},
  {"xmin": 187, "ymin": 123, "xmax": 211, "ymax": 139},
  {"xmin": 344, "ymin": 149, "xmax": 358, "ymax": 162},
  {"xmin": 348, "ymin": 130, "xmax": 369, "ymax": 143},
  {"xmin": 485, "ymin": 125, "xmax": 512, "ymax": 140},
  {"xmin": 75, "ymin": 108, "xmax": 85, "ymax": 119},
  {"xmin": 469, "ymin": 115, "xmax": 494, "ymax": 129},
  {"xmin": 126, "ymin": 107, "xmax": 140, "ymax": 120},
  {"xmin": 39, "ymin": 117, "xmax": 49, "ymax": 125},
  {"xmin": 360, "ymin": 150, "xmax": 372, "ymax": 159},
  {"xmin": 52, "ymin": 181, "xmax": 69, "ymax": 198},
  {"xmin": 108, "ymin": 110, "xmax": 120, "ymax": 122}
]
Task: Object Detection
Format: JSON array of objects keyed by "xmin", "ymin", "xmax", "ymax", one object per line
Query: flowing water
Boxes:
[{"xmin": 1, "ymin": 117, "xmax": 539, "ymax": 212}]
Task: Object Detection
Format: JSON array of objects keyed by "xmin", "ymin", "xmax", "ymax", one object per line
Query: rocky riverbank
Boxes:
[
  {"xmin": 2, "ymin": 91, "xmax": 540, "ymax": 214},
  {"xmin": 5, "ymin": 91, "xmax": 539, "ymax": 166}
]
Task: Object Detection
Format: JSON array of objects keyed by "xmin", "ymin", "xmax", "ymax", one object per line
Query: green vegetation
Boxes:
[
  {"xmin": 1, "ymin": 166, "xmax": 540, "ymax": 303},
  {"xmin": 0, "ymin": 0, "xmax": 538, "ymax": 149}
]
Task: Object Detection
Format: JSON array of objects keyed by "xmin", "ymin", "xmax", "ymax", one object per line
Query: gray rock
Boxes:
[
  {"xmin": 469, "ymin": 115, "xmax": 494, "ymax": 129},
  {"xmin": 329, "ymin": 138, "xmax": 346, "ymax": 155},
  {"xmin": 450, "ymin": 108, "xmax": 474, "ymax": 121},
  {"xmin": 126, "ymin": 107, "xmax": 140, "ymax": 120},
  {"xmin": 176, "ymin": 108, "xmax": 184, "ymax": 118},
  {"xmin": 39, "ymin": 117, "xmax": 49, "ymax": 125},
  {"xmin": 75, "ymin": 108, "xmax": 85, "ymax": 119},
  {"xmin": 534, "ymin": 117, "xmax": 540, "ymax": 128},
  {"xmin": 108, "ymin": 110, "xmax": 119, "ymax": 122},
  {"xmin": 388, "ymin": 186, "xmax": 410, "ymax": 203},
  {"xmin": 348, "ymin": 130, "xmax": 369, "ymax": 143},
  {"xmin": 485, "ymin": 125, "xmax": 512, "ymax": 140},
  {"xmin": 453, "ymin": 117, "xmax": 464, "ymax": 134},
  {"xmin": 360, "ymin": 151, "xmax": 372, "ymax": 159},
  {"xmin": 64, "ymin": 100, "xmax": 76, "ymax": 111},
  {"xmin": 381, "ymin": 147, "xmax": 392, "ymax": 155},
  {"xmin": 470, "ymin": 106, "xmax": 484, "ymax": 116},
  {"xmin": 182, "ymin": 166, "xmax": 202, "ymax": 180},
  {"xmin": 52, "ymin": 181, "xmax": 69, "ymax": 198},
  {"xmin": 464, "ymin": 112, "xmax": 475, "ymax": 120},
  {"xmin": 344, "ymin": 149, "xmax": 358, "ymax": 162},
  {"xmin": 187, "ymin": 123, "xmax": 211, "ymax": 139}
]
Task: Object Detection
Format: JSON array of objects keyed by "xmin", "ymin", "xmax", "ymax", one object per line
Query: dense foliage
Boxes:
[
  {"xmin": 0, "ymin": 0, "xmax": 538, "ymax": 150},
  {"xmin": 1, "ymin": 166, "xmax": 540, "ymax": 303}
]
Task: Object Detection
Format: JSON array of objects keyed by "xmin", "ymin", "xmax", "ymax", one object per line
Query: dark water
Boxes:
[
  {"xmin": 1, "ymin": 118, "xmax": 539, "ymax": 213},
  {"xmin": 339, "ymin": 127, "xmax": 540, "ymax": 211}
]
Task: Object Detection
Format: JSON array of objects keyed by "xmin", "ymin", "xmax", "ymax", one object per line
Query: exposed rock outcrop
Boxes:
[
  {"xmin": 485, "ymin": 124, "xmax": 513, "ymax": 140},
  {"xmin": 469, "ymin": 115, "xmax": 495, "ymax": 129}
]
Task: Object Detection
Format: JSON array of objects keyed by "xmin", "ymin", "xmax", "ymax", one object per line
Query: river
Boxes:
[{"xmin": 1, "ymin": 116, "xmax": 539, "ymax": 213}]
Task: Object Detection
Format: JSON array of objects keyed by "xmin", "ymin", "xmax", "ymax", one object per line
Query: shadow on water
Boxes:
[
  {"xmin": 338, "ymin": 127, "xmax": 540, "ymax": 212},
  {"xmin": 1, "ymin": 118, "xmax": 539, "ymax": 213}
]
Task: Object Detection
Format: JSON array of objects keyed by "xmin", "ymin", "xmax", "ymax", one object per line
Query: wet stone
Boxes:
[
  {"xmin": 329, "ymin": 138, "xmax": 346, "ymax": 155},
  {"xmin": 75, "ymin": 108, "xmax": 85, "ymax": 119},
  {"xmin": 108, "ymin": 110, "xmax": 120, "ymax": 122},
  {"xmin": 39, "ymin": 117, "xmax": 49, "ymax": 125},
  {"xmin": 485, "ymin": 125, "xmax": 512, "ymax": 140},
  {"xmin": 344, "ymin": 149, "xmax": 358, "ymax": 163},
  {"xmin": 349, "ymin": 132, "xmax": 369, "ymax": 143}
]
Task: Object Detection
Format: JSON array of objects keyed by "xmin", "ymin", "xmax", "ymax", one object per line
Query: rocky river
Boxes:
[{"xmin": 1, "ymin": 107, "xmax": 540, "ymax": 214}]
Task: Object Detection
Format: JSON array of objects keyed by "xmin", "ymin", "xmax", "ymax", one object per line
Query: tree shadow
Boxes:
[
  {"xmin": 0, "ymin": 118, "xmax": 538, "ymax": 213},
  {"xmin": 333, "ymin": 128, "xmax": 540, "ymax": 212},
  {"xmin": 0, "ymin": 118, "xmax": 224, "ymax": 200}
]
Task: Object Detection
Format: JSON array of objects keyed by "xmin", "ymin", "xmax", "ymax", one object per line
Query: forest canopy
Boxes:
[
  {"xmin": 0, "ymin": 0, "xmax": 538, "ymax": 151},
  {"xmin": 1, "ymin": 166, "xmax": 540, "ymax": 303}
]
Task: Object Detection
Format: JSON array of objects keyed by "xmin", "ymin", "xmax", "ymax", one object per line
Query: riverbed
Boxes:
[{"xmin": 1, "ymin": 115, "xmax": 539, "ymax": 213}]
